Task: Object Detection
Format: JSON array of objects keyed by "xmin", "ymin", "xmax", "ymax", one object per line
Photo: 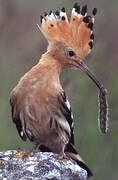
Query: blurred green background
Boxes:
[{"xmin": 0, "ymin": 0, "xmax": 118, "ymax": 179}]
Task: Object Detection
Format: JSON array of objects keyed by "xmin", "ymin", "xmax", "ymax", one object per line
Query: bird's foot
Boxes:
[
  {"xmin": 18, "ymin": 144, "xmax": 40, "ymax": 159},
  {"xmin": 52, "ymin": 153, "xmax": 69, "ymax": 162}
]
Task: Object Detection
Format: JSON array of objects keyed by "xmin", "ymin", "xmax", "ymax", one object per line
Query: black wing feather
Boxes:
[
  {"xmin": 10, "ymin": 98, "xmax": 27, "ymax": 141},
  {"xmin": 58, "ymin": 91, "xmax": 74, "ymax": 145}
]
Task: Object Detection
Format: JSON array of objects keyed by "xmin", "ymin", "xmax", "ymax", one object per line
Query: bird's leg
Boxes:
[
  {"xmin": 53, "ymin": 144, "xmax": 69, "ymax": 160},
  {"xmin": 21, "ymin": 143, "xmax": 41, "ymax": 159},
  {"xmin": 32, "ymin": 143, "xmax": 41, "ymax": 153}
]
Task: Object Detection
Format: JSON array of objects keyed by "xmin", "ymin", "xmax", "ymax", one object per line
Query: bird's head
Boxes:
[
  {"xmin": 38, "ymin": 3, "xmax": 103, "ymax": 90},
  {"xmin": 39, "ymin": 4, "xmax": 97, "ymax": 67}
]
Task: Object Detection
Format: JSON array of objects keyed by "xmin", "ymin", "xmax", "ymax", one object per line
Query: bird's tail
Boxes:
[{"xmin": 65, "ymin": 143, "xmax": 93, "ymax": 178}]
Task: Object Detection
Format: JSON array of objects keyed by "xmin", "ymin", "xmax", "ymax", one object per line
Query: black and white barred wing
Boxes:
[{"xmin": 58, "ymin": 91, "xmax": 74, "ymax": 145}]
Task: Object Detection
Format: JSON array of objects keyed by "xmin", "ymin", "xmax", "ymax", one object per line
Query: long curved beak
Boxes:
[
  {"xmin": 74, "ymin": 60, "xmax": 108, "ymax": 134},
  {"xmin": 75, "ymin": 61, "xmax": 107, "ymax": 93}
]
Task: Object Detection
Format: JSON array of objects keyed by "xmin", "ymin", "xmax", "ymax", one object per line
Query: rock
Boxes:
[{"xmin": 0, "ymin": 150, "xmax": 87, "ymax": 180}]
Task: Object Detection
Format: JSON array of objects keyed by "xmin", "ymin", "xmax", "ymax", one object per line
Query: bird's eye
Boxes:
[{"xmin": 68, "ymin": 50, "xmax": 75, "ymax": 57}]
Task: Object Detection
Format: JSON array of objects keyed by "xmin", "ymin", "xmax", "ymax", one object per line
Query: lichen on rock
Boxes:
[{"xmin": 0, "ymin": 150, "xmax": 87, "ymax": 180}]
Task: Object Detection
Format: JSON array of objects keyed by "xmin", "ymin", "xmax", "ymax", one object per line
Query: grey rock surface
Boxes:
[{"xmin": 0, "ymin": 150, "xmax": 87, "ymax": 180}]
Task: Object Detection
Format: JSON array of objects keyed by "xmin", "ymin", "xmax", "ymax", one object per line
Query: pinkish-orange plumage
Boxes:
[{"xmin": 10, "ymin": 3, "xmax": 108, "ymax": 178}]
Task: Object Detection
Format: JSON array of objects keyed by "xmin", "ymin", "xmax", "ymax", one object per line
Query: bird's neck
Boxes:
[
  {"xmin": 39, "ymin": 52, "xmax": 63, "ymax": 74},
  {"xmin": 30, "ymin": 52, "xmax": 63, "ymax": 92}
]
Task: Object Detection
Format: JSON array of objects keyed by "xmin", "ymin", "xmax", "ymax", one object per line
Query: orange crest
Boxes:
[{"xmin": 39, "ymin": 3, "xmax": 97, "ymax": 59}]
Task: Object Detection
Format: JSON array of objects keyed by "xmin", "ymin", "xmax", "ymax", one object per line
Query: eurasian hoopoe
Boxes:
[{"xmin": 10, "ymin": 2, "xmax": 108, "ymax": 178}]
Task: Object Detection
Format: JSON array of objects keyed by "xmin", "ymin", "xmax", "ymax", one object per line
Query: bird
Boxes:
[{"xmin": 10, "ymin": 2, "xmax": 107, "ymax": 178}]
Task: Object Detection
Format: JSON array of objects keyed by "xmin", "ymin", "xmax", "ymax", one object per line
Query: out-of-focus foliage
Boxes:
[{"xmin": 0, "ymin": 0, "xmax": 118, "ymax": 179}]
